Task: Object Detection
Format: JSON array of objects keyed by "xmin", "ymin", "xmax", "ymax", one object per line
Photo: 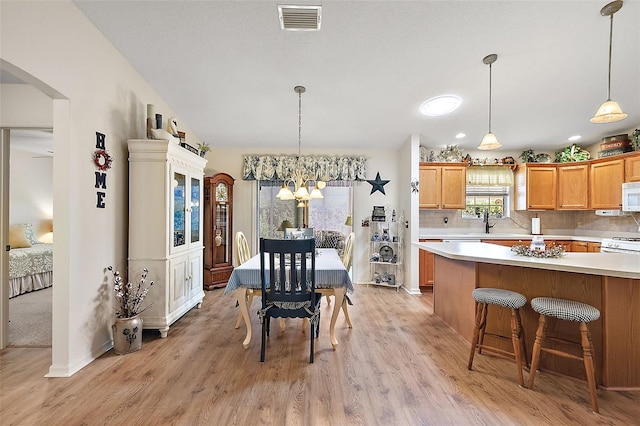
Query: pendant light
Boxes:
[
  {"xmin": 590, "ymin": 0, "xmax": 627, "ymax": 124},
  {"xmin": 477, "ymin": 54, "xmax": 502, "ymax": 150}
]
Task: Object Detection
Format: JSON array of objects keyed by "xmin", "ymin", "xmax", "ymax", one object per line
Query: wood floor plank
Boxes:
[{"xmin": 2, "ymin": 285, "xmax": 639, "ymax": 425}]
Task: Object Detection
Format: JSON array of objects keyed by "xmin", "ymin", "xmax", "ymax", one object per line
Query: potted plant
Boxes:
[
  {"xmin": 107, "ymin": 266, "xmax": 154, "ymax": 354},
  {"xmin": 197, "ymin": 142, "xmax": 211, "ymax": 157}
]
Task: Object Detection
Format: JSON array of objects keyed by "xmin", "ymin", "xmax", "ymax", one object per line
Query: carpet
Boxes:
[{"xmin": 9, "ymin": 287, "xmax": 52, "ymax": 347}]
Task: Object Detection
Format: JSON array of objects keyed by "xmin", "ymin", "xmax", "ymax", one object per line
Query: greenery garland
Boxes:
[{"xmin": 511, "ymin": 245, "xmax": 565, "ymax": 258}]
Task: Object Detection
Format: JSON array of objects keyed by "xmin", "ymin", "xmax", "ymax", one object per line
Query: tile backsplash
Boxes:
[{"xmin": 420, "ymin": 209, "xmax": 640, "ymax": 237}]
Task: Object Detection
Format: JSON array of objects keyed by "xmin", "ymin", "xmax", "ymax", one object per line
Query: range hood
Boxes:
[{"xmin": 595, "ymin": 210, "xmax": 629, "ymax": 216}]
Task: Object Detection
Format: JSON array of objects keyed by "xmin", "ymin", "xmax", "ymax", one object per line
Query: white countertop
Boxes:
[{"xmin": 415, "ymin": 241, "xmax": 640, "ymax": 279}]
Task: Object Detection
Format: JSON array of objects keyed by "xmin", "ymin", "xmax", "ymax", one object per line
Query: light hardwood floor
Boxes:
[{"xmin": 1, "ymin": 285, "xmax": 639, "ymax": 425}]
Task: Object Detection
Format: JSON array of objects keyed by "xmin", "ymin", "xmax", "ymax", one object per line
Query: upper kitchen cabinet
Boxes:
[
  {"xmin": 557, "ymin": 163, "xmax": 589, "ymax": 210},
  {"xmin": 515, "ymin": 164, "xmax": 557, "ymax": 210},
  {"xmin": 625, "ymin": 152, "xmax": 640, "ymax": 182},
  {"xmin": 419, "ymin": 163, "xmax": 466, "ymax": 209},
  {"xmin": 590, "ymin": 157, "xmax": 625, "ymax": 210}
]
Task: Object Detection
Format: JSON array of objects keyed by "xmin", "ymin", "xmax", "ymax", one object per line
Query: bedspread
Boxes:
[{"xmin": 9, "ymin": 243, "xmax": 53, "ymax": 279}]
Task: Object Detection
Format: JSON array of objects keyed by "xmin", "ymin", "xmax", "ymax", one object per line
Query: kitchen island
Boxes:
[{"xmin": 416, "ymin": 241, "xmax": 640, "ymax": 390}]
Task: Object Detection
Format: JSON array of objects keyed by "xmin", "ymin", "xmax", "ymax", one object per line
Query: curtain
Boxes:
[
  {"xmin": 466, "ymin": 165, "xmax": 514, "ymax": 186},
  {"xmin": 242, "ymin": 155, "xmax": 367, "ymax": 182}
]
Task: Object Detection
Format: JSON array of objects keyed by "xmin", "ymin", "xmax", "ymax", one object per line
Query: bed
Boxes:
[{"xmin": 8, "ymin": 223, "xmax": 53, "ymax": 298}]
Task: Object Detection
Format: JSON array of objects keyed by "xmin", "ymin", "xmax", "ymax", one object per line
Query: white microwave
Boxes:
[{"xmin": 622, "ymin": 182, "xmax": 640, "ymax": 212}]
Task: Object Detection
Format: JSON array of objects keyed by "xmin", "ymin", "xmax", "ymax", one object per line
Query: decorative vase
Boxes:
[
  {"xmin": 200, "ymin": 151, "xmax": 206, "ymax": 158},
  {"xmin": 112, "ymin": 315, "xmax": 143, "ymax": 355}
]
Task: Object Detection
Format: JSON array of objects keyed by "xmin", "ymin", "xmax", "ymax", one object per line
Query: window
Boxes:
[
  {"xmin": 462, "ymin": 186, "xmax": 511, "ymax": 219},
  {"xmin": 257, "ymin": 181, "xmax": 353, "ymax": 239}
]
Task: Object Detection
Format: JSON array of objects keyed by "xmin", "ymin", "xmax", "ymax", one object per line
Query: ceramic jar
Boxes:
[{"xmin": 112, "ymin": 315, "xmax": 143, "ymax": 355}]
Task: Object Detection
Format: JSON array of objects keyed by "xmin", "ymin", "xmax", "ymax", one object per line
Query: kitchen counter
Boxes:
[
  {"xmin": 415, "ymin": 241, "xmax": 639, "ymax": 279},
  {"xmin": 417, "ymin": 241, "xmax": 640, "ymax": 389}
]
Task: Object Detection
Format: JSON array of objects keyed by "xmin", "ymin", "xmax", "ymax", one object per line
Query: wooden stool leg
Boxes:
[
  {"xmin": 528, "ymin": 314, "xmax": 547, "ymax": 390},
  {"xmin": 514, "ymin": 308, "xmax": 529, "ymax": 369},
  {"xmin": 476, "ymin": 303, "xmax": 488, "ymax": 355},
  {"xmin": 510, "ymin": 308, "xmax": 525, "ymax": 387},
  {"xmin": 468, "ymin": 302, "xmax": 487, "ymax": 370},
  {"xmin": 580, "ymin": 322, "xmax": 599, "ymax": 413}
]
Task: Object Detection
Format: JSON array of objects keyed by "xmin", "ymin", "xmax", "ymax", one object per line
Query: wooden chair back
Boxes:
[
  {"xmin": 342, "ymin": 232, "xmax": 355, "ymax": 271},
  {"xmin": 235, "ymin": 231, "xmax": 251, "ymax": 265}
]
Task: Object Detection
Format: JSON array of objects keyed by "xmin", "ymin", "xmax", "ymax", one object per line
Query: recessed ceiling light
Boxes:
[
  {"xmin": 455, "ymin": 133, "xmax": 466, "ymax": 139},
  {"xmin": 419, "ymin": 95, "xmax": 461, "ymax": 116},
  {"xmin": 568, "ymin": 135, "xmax": 582, "ymax": 141}
]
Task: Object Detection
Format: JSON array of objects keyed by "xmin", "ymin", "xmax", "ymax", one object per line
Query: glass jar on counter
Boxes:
[{"xmin": 530, "ymin": 235, "xmax": 546, "ymax": 252}]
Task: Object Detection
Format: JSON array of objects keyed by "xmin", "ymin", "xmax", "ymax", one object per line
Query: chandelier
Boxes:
[{"xmin": 276, "ymin": 85, "xmax": 325, "ymax": 207}]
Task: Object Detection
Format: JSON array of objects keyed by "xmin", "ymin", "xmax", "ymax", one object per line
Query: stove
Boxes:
[{"xmin": 601, "ymin": 237, "xmax": 640, "ymax": 254}]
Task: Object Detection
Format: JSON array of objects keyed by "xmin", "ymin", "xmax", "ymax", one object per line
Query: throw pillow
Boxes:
[
  {"xmin": 22, "ymin": 223, "xmax": 39, "ymax": 245},
  {"xmin": 9, "ymin": 224, "xmax": 32, "ymax": 248}
]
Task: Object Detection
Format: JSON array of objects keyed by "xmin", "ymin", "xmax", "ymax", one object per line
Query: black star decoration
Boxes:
[{"xmin": 367, "ymin": 172, "xmax": 390, "ymax": 195}]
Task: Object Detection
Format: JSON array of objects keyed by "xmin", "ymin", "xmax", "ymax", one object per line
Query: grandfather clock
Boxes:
[{"xmin": 204, "ymin": 172, "xmax": 234, "ymax": 289}]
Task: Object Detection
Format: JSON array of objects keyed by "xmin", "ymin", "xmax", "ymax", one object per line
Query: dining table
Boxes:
[{"xmin": 225, "ymin": 248, "xmax": 354, "ymax": 349}]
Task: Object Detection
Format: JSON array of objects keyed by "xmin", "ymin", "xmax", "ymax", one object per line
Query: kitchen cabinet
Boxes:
[
  {"xmin": 127, "ymin": 139, "xmax": 207, "ymax": 338},
  {"xmin": 204, "ymin": 173, "xmax": 235, "ymax": 290},
  {"xmin": 571, "ymin": 241, "xmax": 588, "ymax": 252},
  {"xmin": 419, "ymin": 163, "xmax": 466, "ymax": 209},
  {"xmin": 418, "ymin": 239, "xmax": 440, "ymax": 288},
  {"xmin": 590, "ymin": 157, "xmax": 624, "ymax": 210},
  {"xmin": 557, "ymin": 163, "xmax": 589, "ymax": 210},
  {"xmin": 515, "ymin": 164, "xmax": 557, "ymax": 210},
  {"xmin": 588, "ymin": 242, "xmax": 601, "ymax": 253},
  {"xmin": 625, "ymin": 152, "xmax": 640, "ymax": 182},
  {"xmin": 550, "ymin": 240, "xmax": 572, "ymax": 252}
]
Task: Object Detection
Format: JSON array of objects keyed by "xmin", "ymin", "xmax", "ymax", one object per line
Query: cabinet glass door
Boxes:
[
  {"xmin": 190, "ymin": 177, "xmax": 201, "ymax": 244},
  {"xmin": 215, "ymin": 182, "xmax": 230, "ymax": 265},
  {"xmin": 173, "ymin": 172, "xmax": 186, "ymax": 248}
]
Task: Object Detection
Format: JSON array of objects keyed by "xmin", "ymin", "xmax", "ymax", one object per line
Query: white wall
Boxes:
[
  {"xmin": 9, "ymin": 147, "xmax": 53, "ymax": 237},
  {"xmin": 0, "ymin": 84, "xmax": 52, "ymax": 127},
  {"xmin": 205, "ymin": 146, "xmax": 403, "ymax": 285},
  {"xmin": 1, "ymin": 1, "xmax": 204, "ymax": 376}
]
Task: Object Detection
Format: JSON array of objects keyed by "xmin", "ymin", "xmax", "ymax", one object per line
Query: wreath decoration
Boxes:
[{"xmin": 93, "ymin": 149, "xmax": 113, "ymax": 171}]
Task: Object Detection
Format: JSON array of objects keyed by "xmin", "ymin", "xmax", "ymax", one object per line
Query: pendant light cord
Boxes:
[
  {"xmin": 607, "ymin": 13, "xmax": 614, "ymax": 100},
  {"xmin": 298, "ymin": 89, "xmax": 302, "ymax": 156},
  {"xmin": 488, "ymin": 62, "xmax": 492, "ymax": 133}
]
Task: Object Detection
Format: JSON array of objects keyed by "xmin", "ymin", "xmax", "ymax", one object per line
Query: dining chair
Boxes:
[
  {"xmin": 323, "ymin": 232, "xmax": 354, "ymax": 328},
  {"xmin": 258, "ymin": 238, "xmax": 321, "ymax": 363},
  {"xmin": 234, "ymin": 231, "xmax": 256, "ymax": 329}
]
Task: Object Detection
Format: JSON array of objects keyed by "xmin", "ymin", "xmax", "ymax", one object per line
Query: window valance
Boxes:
[
  {"xmin": 242, "ymin": 155, "xmax": 367, "ymax": 182},
  {"xmin": 466, "ymin": 165, "xmax": 514, "ymax": 186}
]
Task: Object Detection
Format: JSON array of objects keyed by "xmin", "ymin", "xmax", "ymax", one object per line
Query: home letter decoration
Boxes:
[{"xmin": 93, "ymin": 132, "xmax": 111, "ymax": 209}]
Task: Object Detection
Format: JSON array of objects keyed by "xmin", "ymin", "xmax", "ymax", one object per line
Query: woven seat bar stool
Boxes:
[
  {"xmin": 528, "ymin": 297, "xmax": 601, "ymax": 413},
  {"xmin": 468, "ymin": 288, "xmax": 529, "ymax": 387}
]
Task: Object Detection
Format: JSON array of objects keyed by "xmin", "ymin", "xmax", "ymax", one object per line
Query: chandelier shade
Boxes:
[
  {"xmin": 478, "ymin": 53, "xmax": 502, "ymax": 150},
  {"xmin": 590, "ymin": 0, "xmax": 627, "ymax": 124}
]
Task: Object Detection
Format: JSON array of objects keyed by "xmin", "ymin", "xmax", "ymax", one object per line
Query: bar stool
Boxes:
[
  {"xmin": 468, "ymin": 288, "xmax": 528, "ymax": 387},
  {"xmin": 528, "ymin": 297, "xmax": 600, "ymax": 413}
]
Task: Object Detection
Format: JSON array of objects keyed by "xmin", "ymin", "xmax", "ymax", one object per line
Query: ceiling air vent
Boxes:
[{"xmin": 278, "ymin": 5, "xmax": 322, "ymax": 31}]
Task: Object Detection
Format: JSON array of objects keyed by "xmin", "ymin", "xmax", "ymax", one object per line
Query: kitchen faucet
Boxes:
[{"xmin": 483, "ymin": 210, "xmax": 495, "ymax": 234}]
